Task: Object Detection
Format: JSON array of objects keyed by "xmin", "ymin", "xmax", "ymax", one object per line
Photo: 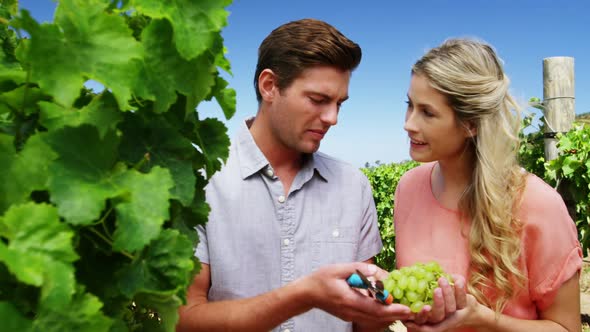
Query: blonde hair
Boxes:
[{"xmin": 412, "ymin": 38, "xmax": 527, "ymax": 312}]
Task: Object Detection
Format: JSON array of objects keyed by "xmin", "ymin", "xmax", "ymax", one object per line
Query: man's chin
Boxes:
[{"xmin": 298, "ymin": 142, "xmax": 321, "ymax": 154}]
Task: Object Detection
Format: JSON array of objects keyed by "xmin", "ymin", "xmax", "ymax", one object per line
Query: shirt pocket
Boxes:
[{"xmin": 311, "ymin": 226, "xmax": 359, "ymax": 270}]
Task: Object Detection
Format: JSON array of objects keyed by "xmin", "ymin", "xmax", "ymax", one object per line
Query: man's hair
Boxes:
[{"xmin": 254, "ymin": 18, "xmax": 362, "ymax": 102}]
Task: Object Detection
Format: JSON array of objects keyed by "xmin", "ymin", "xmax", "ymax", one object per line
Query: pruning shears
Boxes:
[{"xmin": 347, "ymin": 269, "xmax": 393, "ymax": 304}]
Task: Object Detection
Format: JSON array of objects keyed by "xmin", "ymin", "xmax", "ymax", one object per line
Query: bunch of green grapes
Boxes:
[{"xmin": 382, "ymin": 261, "xmax": 453, "ymax": 313}]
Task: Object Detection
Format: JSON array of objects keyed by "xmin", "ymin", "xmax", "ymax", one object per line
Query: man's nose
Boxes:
[{"xmin": 320, "ymin": 104, "xmax": 338, "ymax": 126}]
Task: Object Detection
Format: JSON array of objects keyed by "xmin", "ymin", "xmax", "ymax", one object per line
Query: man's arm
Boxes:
[
  {"xmin": 176, "ymin": 263, "xmax": 312, "ymax": 332},
  {"xmin": 177, "ymin": 262, "xmax": 412, "ymax": 332}
]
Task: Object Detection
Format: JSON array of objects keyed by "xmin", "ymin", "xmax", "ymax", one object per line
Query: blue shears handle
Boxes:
[{"xmin": 347, "ymin": 273, "xmax": 393, "ymax": 304}]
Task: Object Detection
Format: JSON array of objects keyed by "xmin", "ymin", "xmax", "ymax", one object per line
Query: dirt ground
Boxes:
[{"xmin": 391, "ymin": 261, "xmax": 590, "ymax": 332}]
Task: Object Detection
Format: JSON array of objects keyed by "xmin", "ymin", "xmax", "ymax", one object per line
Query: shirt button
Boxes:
[
  {"xmin": 266, "ymin": 169, "xmax": 274, "ymax": 177},
  {"xmin": 278, "ymin": 195, "xmax": 285, "ymax": 203},
  {"xmin": 284, "ymin": 329, "xmax": 291, "ymax": 332},
  {"xmin": 283, "ymin": 239, "xmax": 290, "ymax": 246}
]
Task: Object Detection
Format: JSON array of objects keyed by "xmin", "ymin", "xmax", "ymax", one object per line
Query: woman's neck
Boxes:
[{"xmin": 431, "ymin": 150, "xmax": 475, "ymax": 211}]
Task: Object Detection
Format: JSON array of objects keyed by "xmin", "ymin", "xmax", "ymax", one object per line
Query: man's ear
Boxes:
[{"xmin": 258, "ymin": 69, "xmax": 277, "ymax": 102}]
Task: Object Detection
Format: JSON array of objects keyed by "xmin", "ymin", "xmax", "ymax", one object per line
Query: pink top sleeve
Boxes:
[{"xmin": 518, "ymin": 175, "xmax": 583, "ymax": 310}]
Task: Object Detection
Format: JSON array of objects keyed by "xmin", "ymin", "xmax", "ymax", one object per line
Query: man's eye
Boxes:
[{"xmin": 310, "ymin": 97, "xmax": 324, "ymax": 104}]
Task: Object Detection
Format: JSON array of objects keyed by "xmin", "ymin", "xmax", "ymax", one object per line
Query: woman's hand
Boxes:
[
  {"xmin": 403, "ymin": 274, "xmax": 489, "ymax": 331},
  {"xmin": 404, "ymin": 293, "xmax": 486, "ymax": 332},
  {"xmin": 406, "ymin": 274, "xmax": 468, "ymax": 324}
]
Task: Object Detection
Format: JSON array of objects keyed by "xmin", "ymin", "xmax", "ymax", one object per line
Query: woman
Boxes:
[{"xmin": 394, "ymin": 38, "xmax": 582, "ymax": 331}]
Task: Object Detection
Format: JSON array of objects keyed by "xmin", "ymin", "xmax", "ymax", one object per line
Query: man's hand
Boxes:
[{"xmin": 302, "ymin": 262, "xmax": 412, "ymax": 327}]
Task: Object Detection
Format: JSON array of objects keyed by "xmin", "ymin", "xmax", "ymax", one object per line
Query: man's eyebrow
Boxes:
[{"xmin": 310, "ymin": 92, "xmax": 349, "ymax": 103}]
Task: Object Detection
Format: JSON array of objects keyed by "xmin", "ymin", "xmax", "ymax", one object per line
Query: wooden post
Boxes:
[{"xmin": 543, "ymin": 57, "xmax": 575, "ymax": 161}]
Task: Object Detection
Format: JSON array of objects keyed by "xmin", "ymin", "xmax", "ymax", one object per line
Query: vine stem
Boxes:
[
  {"xmin": 133, "ymin": 152, "xmax": 151, "ymax": 171},
  {"xmin": 100, "ymin": 207, "xmax": 114, "ymax": 238},
  {"xmin": 88, "ymin": 227, "xmax": 134, "ymax": 260}
]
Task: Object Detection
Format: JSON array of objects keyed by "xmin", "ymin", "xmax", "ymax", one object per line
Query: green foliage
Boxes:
[
  {"xmin": 518, "ymin": 112, "xmax": 546, "ymax": 177},
  {"xmin": 0, "ymin": 1, "xmax": 234, "ymax": 331},
  {"xmin": 545, "ymin": 124, "xmax": 590, "ymax": 252},
  {"xmin": 362, "ymin": 160, "xmax": 419, "ymax": 271},
  {"xmin": 519, "ymin": 102, "xmax": 590, "ymax": 254}
]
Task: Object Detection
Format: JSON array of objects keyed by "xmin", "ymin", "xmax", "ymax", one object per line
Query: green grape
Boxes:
[
  {"xmin": 417, "ymin": 279, "xmax": 428, "ymax": 294},
  {"xmin": 389, "ymin": 270, "xmax": 402, "ymax": 280},
  {"xmin": 382, "ymin": 261, "xmax": 454, "ymax": 313},
  {"xmin": 425, "ymin": 261, "xmax": 442, "ymax": 273},
  {"xmin": 424, "ymin": 271, "xmax": 436, "ymax": 282},
  {"xmin": 410, "ymin": 301, "xmax": 425, "ymax": 313},
  {"xmin": 405, "ymin": 290, "xmax": 419, "ymax": 302},
  {"xmin": 384, "ymin": 278, "xmax": 396, "ymax": 291},
  {"xmin": 407, "ymin": 276, "xmax": 418, "ymax": 291},
  {"xmin": 413, "ymin": 267, "xmax": 426, "ymax": 279},
  {"xmin": 393, "ymin": 287, "xmax": 404, "ymax": 299},
  {"xmin": 397, "ymin": 276, "xmax": 409, "ymax": 290},
  {"xmin": 400, "ymin": 297, "xmax": 411, "ymax": 306}
]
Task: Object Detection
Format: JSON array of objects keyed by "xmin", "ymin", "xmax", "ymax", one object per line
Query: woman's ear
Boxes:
[
  {"xmin": 258, "ymin": 69, "xmax": 277, "ymax": 102},
  {"xmin": 463, "ymin": 121, "xmax": 477, "ymax": 138}
]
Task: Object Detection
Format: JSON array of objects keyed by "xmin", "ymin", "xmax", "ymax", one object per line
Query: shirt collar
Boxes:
[
  {"xmin": 235, "ymin": 118, "xmax": 331, "ymax": 182},
  {"xmin": 236, "ymin": 119, "xmax": 269, "ymax": 179}
]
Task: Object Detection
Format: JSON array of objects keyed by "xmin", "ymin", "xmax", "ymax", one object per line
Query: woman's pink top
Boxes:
[{"xmin": 394, "ymin": 162, "xmax": 582, "ymax": 331}]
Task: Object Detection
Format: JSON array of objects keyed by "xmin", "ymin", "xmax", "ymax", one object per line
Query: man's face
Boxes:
[{"xmin": 268, "ymin": 66, "xmax": 351, "ymax": 154}]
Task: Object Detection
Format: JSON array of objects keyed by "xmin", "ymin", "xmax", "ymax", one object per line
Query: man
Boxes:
[{"xmin": 177, "ymin": 19, "xmax": 411, "ymax": 332}]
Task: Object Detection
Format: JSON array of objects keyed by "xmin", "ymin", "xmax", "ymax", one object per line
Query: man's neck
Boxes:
[{"xmin": 249, "ymin": 115, "xmax": 303, "ymax": 195}]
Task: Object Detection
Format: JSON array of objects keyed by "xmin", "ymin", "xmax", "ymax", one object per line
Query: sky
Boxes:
[{"xmin": 18, "ymin": 0, "xmax": 590, "ymax": 168}]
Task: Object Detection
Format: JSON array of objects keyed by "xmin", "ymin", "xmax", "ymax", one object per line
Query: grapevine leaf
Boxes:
[
  {"xmin": 136, "ymin": 19, "xmax": 216, "ymax": 113},
  {"xmin": 131, "ymin": 0, "xmax": 230, "ymax": 60},
  {"xmin": 0, "ymin": 85, "xmax": 49, "ymax": 115},
  {"xmin": 194, "ymin": 117, "xmax": 230, "ymax": 178},
  {"xmin": 0, "ymin": 67, "xmax": 26, "ymax": 94},
  {"xmin": 0, "ymin": 0, "xmax": 17, "ymax": 17},
  {"xmin": 562, "ymin": 156, "xmax": 581, "ymax": 176},
  {"xmin": 33, "ymin": 290, "xmax": 112, "ymax": 332},
  {"xmin": 169, "ymin": 173, "xmax": 210, "ymax": 244},
  {"xmin": 0, "ymin": 134, "xmax": 55, "ymax": 213},
  {"xmin": 0, "ymin": 301, "xmax": 32, "ymax": 332},
  {"xmin": 111, "ymin": 167, "xmax": 174, "ymax": 252},
  {"xmin": 39, "ymin": 92, "xmax": 122, "ymax": 138},
  {"xmin": 0, "ymin": 203, "xmax": 78, "ymax": 307},
  {"xmin": 213, "ymin": 43, "xmax": 232, "ymax": 75},
  {"xmin": 134, "ymin": 293, "xmax": 182, "ymax": 332},
  {"xmin": 16, "ymin": 0, "xmax": 142, "ymax": 108},
  {"xmin": 211, "ymin": 76, "xmax": 236, "ymax": 120},
  {"xmin": 117, "ymin": 229, "xmax": 193, "ymax": 298},
  {"xmin": 1, "ymin": 13, "xmax": 19, "ymax": 68},
  {"xmin": 43, "ymin": 125, "xmax": 122, "ymax": 225},
  {"xmin": 118, "ymin": 113, "xmax": 197, "ymax": 206}
]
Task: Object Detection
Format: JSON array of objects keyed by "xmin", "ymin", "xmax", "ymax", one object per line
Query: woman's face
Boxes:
[{"xmin": 404, "ymin": 74, "xmax": 473, "ymax": 163}]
